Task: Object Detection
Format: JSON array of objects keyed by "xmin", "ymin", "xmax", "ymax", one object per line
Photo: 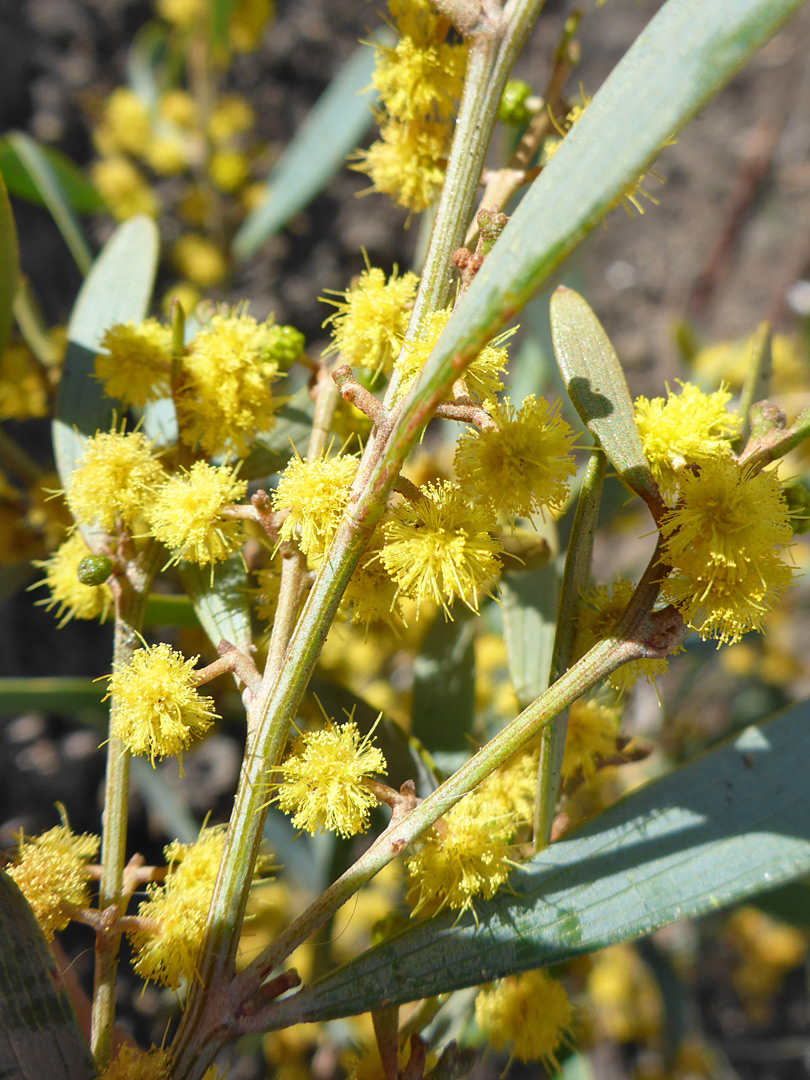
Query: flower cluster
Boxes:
[
  {"xmin": 8, "ymin": 822, "xmax": 99, "ymax": 940},
  {"xmin": 353, "ymin": 0, "xmax": 467, "ymax": 214},
  {"xmin": 474, "ymin": 970, "xmax": 573, "ymax": 1067},
  {"xmin": 322, "ymin": 264, "xmax": 418, "ymax": 374}
]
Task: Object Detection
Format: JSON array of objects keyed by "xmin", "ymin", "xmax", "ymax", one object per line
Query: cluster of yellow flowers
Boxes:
[{"xmin": 354, "ymin": 0, "xmax": 468, "ymax": 214}]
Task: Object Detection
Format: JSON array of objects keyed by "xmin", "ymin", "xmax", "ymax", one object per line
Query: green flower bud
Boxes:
[{"xmin": 77, "ymin": 554, "xmax": 113, "ymax": 586}]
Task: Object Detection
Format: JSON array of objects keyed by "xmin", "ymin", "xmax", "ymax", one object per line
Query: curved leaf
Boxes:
[
  {"xmin": 178, "ymin": 556, "xmax": 252, "ymax": 655},
  {"xmin": 232, "ymin": 35, "xmax": 386, "ymax": 259},
  {"xmin": 411, "ymin": 610, "xmax": 476, "ymax": 772},
  {"xmin": 267, "ymin": 699, "xmax": 810, "ymax": 1023},
  {"xmin": 550, "ymin": 288, "xmax": 659, "ymax": 508},
  {"xmin": 0, "ymin": 170, "xmax": 19, "ymax": 355},
  {"xmin": 53, "ymin": 216, "xmax": 160, "ymax": 492},
  {"xmin": 0, "ymin": 137, "xmax": 103, "ymax": 215},
  {"xmin": 500, "ymin": 564, "xmax": 558, "ymax": 712},
  {"xmin": 5, "ymin": 132, "xmax": 93, "ymax": 275},
  {"xmin": 0, "ymin": 872, "xmax": 94, "ymax": 1079}
]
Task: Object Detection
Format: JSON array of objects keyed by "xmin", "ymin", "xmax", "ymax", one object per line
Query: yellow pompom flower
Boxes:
[
  {"xmin": 659, "ymin": 457, "xmax": 794, "ymax": 643},
  {"xmin": 387, "ymin": 0, "xmax": 443, "ymax": 44},
  {"xmin": 156, "ymin": 0, "xmax": 206, "ymax": 29},
  {"xmin": 92, "ymin": 156, "xmax": 158, "ymax": 220},
  {"xmin": 406, "ymin": 792, "xmax": 515, "ymax": 917},
  {"xmin": 393, "ymin": 308, "xmax": 514, "ymax": 401},
  {"xmin": 573, "ymin": 578, "xmax": 669, "ymax": 693},
  {"xmin": 127, "ymin": 826, "xmax": 227, "ymax": 988},
  {"xmin": 144, "ymin": 135, "xmax": 189, "ymax": 176},
  {"xmin": 208, "ymin": 94, "xmax": 255, "ymax": 142},
  {"xmin": 273, "ymin": 451, "xmax": 359, "ymax": 558},
  {"xmin": 95, "ymin": 87, "xmax": 151, "ymax": 157},
  {"xmin": 251, "ymin": 564, "xmax": 281, "ymax": 625},
  {"xmin": 65, "ymin": 428, "xmax": 165, "ymax": 534},
  {"xmin": 148, "ymin": 462, "xmax": 247, "ymax": 568},
  {"xmin": 94, "ymin": 319, "xmax": 172, "ymax": 408},
  {"xmin": 475, "ymin": 970, "xmax": 572, "ymax": 1067},
  {"xmin": 100, "ymin": 1045, "xmax": 172, "ymax": 1080},
  {"xmin": 380, "ymin": 480, "xmax": 503, "ymax": 616},
  {"xmin": 342, "ymin": 529, "xmax": 401, "ymax": 630},
  {"xmin": 321, "ymin": 265, "xmax": 418, "ymax": 373},
  {"xmin": 272, "ymin": 720, "xmax": 387, "ymax": 837},
  {"xmin": 353, "ymin": 119, "xmax": 450, "ymax": 215},
  {"xmin": 177, "ymin": 311, "xmax": 285, "ymax": 457},
  {"xmin": 8, "ymin": 823, "xmax": 99, "ymax": 940},
  {"xmin": 107, "ymin": 643, "xmax": 218, "ymax": 765},
  {"xmin": 560, "ymin": 698, "xmax": 620, "ymax": 782},
  {"xmin": 209, "ymin": 148, "xmax": 250, "ymax": 192},
  {"xmin": 171, "ymin": 233, "xmax": 228, "ymax": 288},
  {"xmin": 0, "ymin": 341, "xmax": 49, "ymax": 420},
  {"xmin": 634, "ymin": 381, "xmax": 741, "ymax": 503},
  {"xmin": 33, "ymin": 532, "xmax": 113, "ymax": 628},
  {"xmin": 455, "ymin": 396, "xmax": 577, "ymax": 519},
  {"xmin": 158, "ymin": 89, "xmax": 197, "ymax": 128},
  {"xmin": 373, "ymin": 37, "xmax": 467, "ymax": 122},
  {"xmin": 228, "ymin": 0, "xmax": 274, "ymax": 52}
]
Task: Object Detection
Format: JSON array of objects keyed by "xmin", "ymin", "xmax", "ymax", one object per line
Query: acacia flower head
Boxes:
[
  {"xmin": 474, "ymin": 970, "xmax": 573, "ymax": 1068},
  {"xmin": 373, "ymin": 36, "xmax": 467, "ymax": 122},
  {"xmin": 95, "ymin": 319, "xmax": 172, "ymax": 408},
  {"xmin": 634, "ymin": 381, "xmax": 741, "ymax": 502},
  {"xmin": 352, "ymin": 118, "xmax": 450, "ymax": 215},
  {"xmin": 380, "ymin": 480, "xmax": 503, "ymax": 616},
  {"xmin": 659, "ymin": 457, "xmax": 794, "ymax": 643},
  {"xmin": 561, "ymin": 698, "xmax": 621, "ymax": 782},
  {"xmin": 33, "ymin": 532, "xmax": 113, "ymax": 628},
  {"xmin": 65, "ymin": 427, "xmax": 166, "ymax": 533},
  {"xmin": 128, "ymin": 826, "xmax": 227, "ymax": 988},
  {"xmin": 272, "ymin": 720, "xmax": 387, "ymax": 838},
  {"xmin": 107, "ymin": 643, "xmax": 218, "ymax": 766},
  {"xmin": 321, "ymin": 264, "xmax": 418, "ymax": 373},
  {"xmin": 393, "ymin": 308, "xmax": 514, "ymax": 402},
  {"xmin": 272, "ymin": 451, "xmax": 358, "ymax": 559},
  {"xmin": 573, "ymin": 578, "xmax": 670, "ymax": 694},
  {"xmin": 8, "ymin": 822, "xmax": 99, "ymax": 940},
  {"xmin": 454, "ymin": 395, "xmax": 576, "ymax": 518},
  {"xmin": 100, "ymin": 1045, "xmax": 172, "ymax": 1080},
  {"xmin": 342, "ymin": 525, "xmax": 402, "ymax": 630},
  {"xmin": 148, "ymin": 461, "xmax": 247, "ymax": 569},
  {"xmin": 177, "ymin": 309, "xmax": 289, "ymax": 457}
]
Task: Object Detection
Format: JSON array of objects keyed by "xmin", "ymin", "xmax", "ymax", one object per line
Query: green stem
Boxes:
[
  {"xmin": 90, "ymin": 544, "xmax": 158, "ymax": 1071},
  {"xmin": 534, "ymin": 444, "xmax": 606, "ymax": 846}
]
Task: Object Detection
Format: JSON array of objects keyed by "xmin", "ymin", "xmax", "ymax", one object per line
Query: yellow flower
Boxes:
[
  {"xmin": 228, "ymin": 0, "xmax": 274, "ymax": 52},
  {"xmin": 380, "ymin": 480, "xmax": 503, "ymax": 616},
  {"xmin": 634, "ymin": 381, "xmax": 741, "ymax": 502},
  {"xmin": 386, "ymin": 0, "xmax": 444, "ymax": 45},
  {"xmin": 144, "ymin": 134, "xmax": 189, "ymax": 175},
  {"xmin": 128, "ymin": 826, "xmax": 227, "ymax": 987},
  {"xmin": 108, "ymin": 643, "xmax": 218, "ymax": 765},
  {"xmin": 209, "ymin": 148, "xmax": 250, "ymax": 192},
  {"xmin": 148, "ymin": 462, "xmax": 247, "ymax": 568},
  {"xmin": 273, "ymin": 451, "xmax": 359, "ymax": 558},
  {"xmin": 158, "ymin": 89, "xmax": 197, "ymax": 129},
  {"xmin": 65, "ymin": 428, "xmax": 166, "ymax": 534},
  {"xmin": 94, "ymin": 88, "xmax": 151, "ymax": 157},
  {"xmin": 560, "ymin": 698, "xmax": 620, "ymax": 782},
  {"xmin": 573, "ymin": 578, "xmax": 669, "ymax": 693},
  {"xmin": 171, "ymin": 233, "xmax": 228, "ymax": 288},
  {"xmin": 454, "ymin": 395, "xmax": 576, "ymax": 518},
  {"xmin": 273, "ymin": 720, "xmax": 387, "ymax": 837},
  {"xmin": 660, "ymin": 458, "xmax": 794, "ymax": 643},
  {"xmin": 208, "ymin": 95, "xmax": 255, "ymax": 142},
  {"xmin": 94, "ymin": 319, "xmax": 172, "ymax": 408},
  {"xmin": 92, "ymin": 156, "xmax": 158, "ymax": 220},
  {"xmin": 373, "ymin": 36, "xmax": 467, "ymax": 122},
  {"xmin": 100, "ymin": 1045, "xmax": 172, "ymax": 1080},
  {"xmin": 353, "ymin": 119, "xmax": 450, "ymax": 215},
  {"xmin": 156, "ymin": 0, "xmax": 206, "ymax": 29},
  {"xmin": 475, "ymin": 970, "xmax": 572, "ymax": 1067},
  {"xmin": 33, "ymin": 532, "xmax": 113, "ymax": 628},
  {"xmin": 342, "ymin": 527, "xmax": 401, "ymax": 630},
  {"xmin": 393, "ymin": 308, "xmax": 514, "ymax": 401},
  {"xmin": 177, "ymin": 310, "xmax": 286, "ymax": 456},
  {"xmin": 8, "ymin": 822, "xmax": 99, "ymax": 940},
  {"xmin": 321, "ymin": 264, "xmax": 418, "ymax": 374},
  {"xmin": 0, "ymin": 341, "xmax": 48, "ymax": 420}
]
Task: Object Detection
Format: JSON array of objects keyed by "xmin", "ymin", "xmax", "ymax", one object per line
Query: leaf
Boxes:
[
  {"xmin": 232, "ymin": 35, "xmax": 386, "ymax": 259},
  {"xmin": 500, "ymin": 564, "xmax": 558, "ymax": 712},
  {"xmin": 0, "ymin": 137, "xmax": 104, "ymax": 215},
  {"xmin": 551, "ymin": 288, "xmax": 658, "ymax": 509},
  {"xmin": 178, "ymin": 556, "xmax": 252, "ymax": 655},
  {"xmin": 5, "ymin": 132, "xmax": 94, "ymax": 275},
  {"xmin": 411, "ymin": 609, "xmax": 476, "ymax": 772},
  {"xmin": 0, "ymin": 872, "xmax": 94, "ymax": 1079},
  {"xmin": 0, "ymin": 169, "xmax": 19, "ymax": 356},
  {"xmin": 53, "ymin": 215, "xmax": 160, "ymax": 494},
  {"xmin": 397, "ymin": 0, "xmax": 804, "ymax": 435},
  {"xmin": 269, "ymin": 700, "xmax": 810, "ymax": 1022},
  {"xmin": 0, "ymin": 677, "xmax": 105, "ymax": 715}
]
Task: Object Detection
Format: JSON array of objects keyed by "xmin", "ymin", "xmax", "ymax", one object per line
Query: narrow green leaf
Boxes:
[
  {"xmin": 396, "ymin": 0, "xmax": 804, "ymax": 443},
  {"xmin": 0, "ymin": 138, "xmax": 104, "ymax": 215},
  {"xmin": 550, "ymin": 289, "xmax": 658, "ymax": 508},
  {"xmin": 411, "ymin": 610, "xmax": 476, "ymax": 771},
  {"xmin": 270, "ymin": 700, "xmax": 810, "ymax": 1022},
  {"xmin": 500, "ymin": 564, "xmax": 558, "ymax": 711},
  {"xmin": 0, "ymin": 677, "xmax": 105, "ymax": 714},
  {"xmin": 126, "ymin": 22, "xmax": 169, "ymax": 106},
  {"xmin": 143, "ymin": 592, "xmax": 201, "ymax": 628},
  {"xmin": 6, "ymin": 132, "xmax": 93, "ymax": 275},
  {"xmin": 0, "ymin": 872, "xmax": 94, "ymax": 1079},
  {"xmin": 232, "ymin": 36, "xmax": 385, "ymax": 259},
  {"xmin": 0, "ymin": 170, "xmax": 19, "ymax": 356},
  {"xmin": 53, "ymin": 216, "xmax": 160, "ymax": 493},
  {"xmin": 178, "ymin": 556, "xmax": 252, "ymax": 654}
]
